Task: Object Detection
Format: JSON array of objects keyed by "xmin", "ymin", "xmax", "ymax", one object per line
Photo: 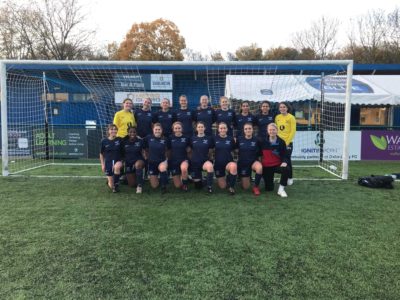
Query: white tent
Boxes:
[{"xmin": 225, "ymin": 75, "xmax": 400, "ymax": 105}]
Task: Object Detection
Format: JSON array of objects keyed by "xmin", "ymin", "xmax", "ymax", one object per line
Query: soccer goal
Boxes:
[{"xmin": 0, "ymin": 60, "xmax": 353, "ymax": 179}]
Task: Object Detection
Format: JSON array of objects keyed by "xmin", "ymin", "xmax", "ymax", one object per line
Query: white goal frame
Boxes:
[{"xmin": 1, "ymin": 60, "xmax": 353, "ymax": 179}]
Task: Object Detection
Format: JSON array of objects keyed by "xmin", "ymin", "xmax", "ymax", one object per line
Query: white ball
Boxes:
[{"xmin": 329, "ymin": 165, "xmax": 337, "ymax": 171}]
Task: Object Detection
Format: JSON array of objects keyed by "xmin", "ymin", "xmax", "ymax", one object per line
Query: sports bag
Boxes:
[{"xmin": 358, "ymin": 175, "xmax": 394, "ymax": 189}]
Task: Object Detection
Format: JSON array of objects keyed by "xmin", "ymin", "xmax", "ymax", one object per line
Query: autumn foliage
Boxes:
[{"xmin": 114, "ymin": 18, "xmax": 186, "ymax": 61}]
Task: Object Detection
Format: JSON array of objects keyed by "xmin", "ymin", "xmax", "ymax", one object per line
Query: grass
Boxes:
[{"xmin": 0, "ymin": 161, "xmax": 399, "ymax": 299}]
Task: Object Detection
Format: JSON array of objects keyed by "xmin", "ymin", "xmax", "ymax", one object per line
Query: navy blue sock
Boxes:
[
  {"xmin": 228, "ymin": 173, "xmax": 237, "ymax": 188},
  {"xmin": 136, "ymin": 168, "xmax": 143, "ymax": 186},
  {"xmin": 255, "ymin": 173, "xmax": 262, "ymax": 187},
  {"xmin": 182, "ymin": 179, "xmax": 188, "ymax": 185},
  {"xmin": 160, "ymin": 171, "xmax": 168, "ymax": 187},
  {"xmin": 207, "ymin": 172, "xmax": 214, "ymax": 188},
  {"xmin": 113, "ymin": 173, "xmax": 120, "ymax": 186}
]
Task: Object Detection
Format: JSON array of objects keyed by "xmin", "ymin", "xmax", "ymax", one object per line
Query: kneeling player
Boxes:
[
  {"xmin": 214, "ymin": 122, "xmax": 237, "ymax": 195},
  {"xmin": 100, "ymin": 124, "xmax": 123, "ymax": 193},
  {"xmin": 169, "ymin": 122, "xmax": 191, "ymax": 191},
  {"xmin": 190, "ymin": 122, "xmax": 214, "ymax": 193},
  {"xmin": 236, "ymin": 123, "xmax": 263, "ymax": 196},
  {"xmin": 143, "ymin": 123, "xmax": 169, "ymax": 194},
  {"xmin": 123, "ymin": 127, "xmax": 145, "ymax": 193},
  {"xmin": 260, "ymin": 123, "xmax": 290, "ymax": 198}
]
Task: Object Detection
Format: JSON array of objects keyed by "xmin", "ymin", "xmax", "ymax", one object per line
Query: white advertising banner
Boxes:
[
  {"xmin": 115, "ymin": 92, "xmax": 173, "ymax": 106},
  {"xmin": 151, "ymin": 74, "xmax": 173, "ymax": 90},
  {"xmin": 292, "ymin": 131, "xmax": 361, "ymax": 161}
]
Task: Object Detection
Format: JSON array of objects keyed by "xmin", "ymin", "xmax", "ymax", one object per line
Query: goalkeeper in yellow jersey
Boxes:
[
  {"xmin": 275, "ymin": 102, "xmax": 296, "ymax": 185},
  {"xmin": 113, "ymin": 98, "xmax": 137, "ymax": 139}
]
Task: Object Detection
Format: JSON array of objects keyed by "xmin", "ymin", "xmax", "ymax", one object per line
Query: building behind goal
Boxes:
[{"xmin": 1, "ymin": 60, "xmax": 353, "ymax": 179}]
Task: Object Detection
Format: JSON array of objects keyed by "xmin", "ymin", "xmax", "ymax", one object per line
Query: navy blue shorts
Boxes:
[
  {"xmin": 148, "ymin": 161, "xmax": 163, "ymax": 176},
  {"xmin": 190, "ymin": 160, "xmax": 209, "ymax": 180},
  {"xmin": 168, "ymin": 159, "xmax": 188, "ymax": 176},
  {"xmin": 238, "ymin": 160, "xmax": 256, "ymax": 177},
  {"xmin": 125, "ymin": 160, "xmax": 139, "ymax": 174},
  {"xmin": 104, "ymin": 160, "xmax": 120, "ymax": 176},
  {"xmin": 214, "ymin": 160, "xmax": 231, "ymax": 178}
]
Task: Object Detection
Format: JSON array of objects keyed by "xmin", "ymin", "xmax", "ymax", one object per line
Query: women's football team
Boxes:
[{"xmin": 100, "ymin": 95, "xmax": 296, "ymax": 197}]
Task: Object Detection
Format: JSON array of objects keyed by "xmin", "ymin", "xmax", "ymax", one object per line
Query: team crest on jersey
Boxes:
[
  {"xmin": 135, "ymin": 142, "xmax": 140, "ymax": 147},
  {"xmin": 251, "ymin": 142, "xmax": 256, "ymax": 147},
  {"xmin": 228, "ymin": 112, "xmax": 232, "ymax": 116},
  {"xmin": 187, "ymin": 112, "xmax": 191, "ymax": 116},
  {"xmin": 207, "ymin": 111, "xmax": 211, "ymax": 114},
  {"xmin": 181, "ymin": 138, "xmax": 186, "ymax": 142},
  {"xmin": 225, "ymin": 141, "xmax": 231, "ymax": 145},
  {"xmin": 203, "ymin": 140, "xmax": 208, "ymax": 144},
  {"xmin": 160, "ymin": 140, "xmax": 165, "ymax": 144}
]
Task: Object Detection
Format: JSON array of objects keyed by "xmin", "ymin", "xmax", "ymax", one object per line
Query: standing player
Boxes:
[
  {"xmin": 169, "ymin": 122, "xmax": 191, "ymax": 191},
  {"xmin": 260, "ymin": 123, "xmax": 290, "ymax": 197},
  {"xmin": 155, "ymin": 98, "xmax": 176, "ymax": 137},
  {"xmin": 190, "ymin": 122, "xmax": 215, "ymax": 193},
  {"xmin": 236, "ymin": 123, "xmax": 263, "ymax": 196},
  {"xmin": 135, "ymin": 97, "xmax": 154, "ymax": 138},
  {"xmin": 236, "ymin": 100, "xmax": 256, "ymax": 137},
  {"xmin": 113, "ymin": 98, "xmax": 136, "ymax": 139},
  {"xmin": 194, "ymin": 95, "xmax": 216, "ymax": 136},
  {"xmin": 275, "ymin": 101, "xmax": 296, "ymax": 185},
  {"xmin": 215, "ymin": 96, "xmax": 236, "ymax": 136},
  {"xmin": 256, "ymin": 101, "xmax": 274, "ymax": 139},
  {"xmin": 214, "ymin": 122, "xmax": 237, "ymax": 195},
  {"xmin": 175, "ymin": 95, "xmax": 195, "ymax": 137},
  {"xmin": 123, "ymin": 127, "xmax": 145, "ymax": 194},
  {"xmin": 99, "ymin": 124, "xmax": 123, "ymax": 193},
  {"xmin": 143, "ymin": 123, "xmax": 169, "ymax": 193}
]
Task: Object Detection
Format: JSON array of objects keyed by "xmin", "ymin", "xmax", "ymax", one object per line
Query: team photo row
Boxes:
[{"xmin": 100, "ymin": 95, "xmax": 297, "ymax": 197}]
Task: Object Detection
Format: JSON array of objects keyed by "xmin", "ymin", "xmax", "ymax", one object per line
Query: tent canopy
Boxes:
[{"xmin": 225, "ymin": 75, "xmax": 400, "ymax": 105}]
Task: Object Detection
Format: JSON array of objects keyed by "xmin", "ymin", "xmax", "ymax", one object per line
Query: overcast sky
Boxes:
[{"xmin": 87, "ymin": 0, "xmax": 399, "ymax": 55}]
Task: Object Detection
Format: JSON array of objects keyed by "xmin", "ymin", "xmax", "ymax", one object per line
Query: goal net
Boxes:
[{"xmin": 1, "ymin": 60, "xmax": 352, "ymax": 179}]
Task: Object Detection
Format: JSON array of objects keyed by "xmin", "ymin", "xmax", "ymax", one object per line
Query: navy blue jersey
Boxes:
[
  {"xmin": 143, "ymin": 135, "xmax": 168, "ymax": 163},
  {"xmin": 214, "ymin": 135, "xmax": 236, "ymax": 164},
  {"xmin": 169, "ymin": 135, "xmax": 190, "ymax": 162},
  {"xmin": 122, "ymin": 138, "xmax": 144, "ymax": 162},
  {"xmin": 155, "ymin": 110, "xmax": 176, "ymax": 137},
  {"xmin": 236, "ymin": 113, "xmax": 256, "ymax": 137},
  {"xmin": 236, "ymin": 136, "xmax": 260, "ymax": 164},
  {"xmin": 134, "ymin": 109, "xmax": 155, "ymax": 138},
  {"xmin": 194, "ymin": 107, "xmax": 216, "ymax": 136},
  {"xmin": 215, "ymin": 109, "xmax": 236, "ymax": 136},
  {"xmin": 175, "ymin": 109, "xmax": 194, "ymax": 137},
  {"xmin": 256, "ymin": 113, "xmax": 274, "ymax": 138},
  {"xmin": 100, "ymin": 137, "xmax": 122, "ymax": 162},
  {"xmin": 190, "ymin": 135, "xmax": 214, "ymax": 164}
]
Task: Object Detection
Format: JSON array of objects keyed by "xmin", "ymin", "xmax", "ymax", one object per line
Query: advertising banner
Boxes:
[
  {"xmin": 361, "ymin": 130, "xmax": 400, "ymax": 160},
  {"xmin": 114, "ymin": 73, "xmax": 173, "ymax": 92},
  {"xmin": 0, "ymin": 129, "xmax": 32, "ymax": 156},
  {"xmin": 292, "ymin": 131, "xmax": 361, "ymax": 161},
  {"xmin": 114, "ymin": 92, "xmax": 173, "ymax": 106},
  {"xmin": 34, "ymin": 128, "xmax": 87, "ymax": 158}
]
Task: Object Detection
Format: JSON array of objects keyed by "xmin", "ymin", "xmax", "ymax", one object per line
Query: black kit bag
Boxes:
[{"xmin": 358, "ymin": 175, "xmax": 394, "ymax": 189}]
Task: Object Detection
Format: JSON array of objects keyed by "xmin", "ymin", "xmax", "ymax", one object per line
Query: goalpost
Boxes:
[{"xmin": 0, "ymin": 60, "xmax": 353, "ymax": 179}]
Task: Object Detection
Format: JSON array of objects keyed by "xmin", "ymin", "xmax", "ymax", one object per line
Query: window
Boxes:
[
  {"xmin": 360, "ymin": 107, "xmax": 387, "ymax": 125},
  {"xmin": 42, "ymin": 93, "xmax": 68, "ymax": 102}
]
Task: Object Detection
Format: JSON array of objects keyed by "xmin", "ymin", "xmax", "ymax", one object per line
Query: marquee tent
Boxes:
[{"xmin": 225, "ymin": 75, "xmax": 400, "ymax": 105}]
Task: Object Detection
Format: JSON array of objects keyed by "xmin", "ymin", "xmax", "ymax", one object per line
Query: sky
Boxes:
[{"xmin": 87, "ymin": 0, "xmax": 399, "ymax": 56}]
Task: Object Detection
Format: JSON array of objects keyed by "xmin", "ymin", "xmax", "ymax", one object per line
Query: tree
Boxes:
[
  {"xmin": 0, "ymin": 0, "xmax": 95, "ymax": 60},
  {"xmin": 182, "ymin": 48, "xmax": 208, "ymax": 61},
  {"xmin": 292, "ymin": 16, "xmax": 339, "ymax": 59},
  {"xmin": 210, "ymin": 51, "xmax": 224, "ymax": 61},
  {"xmin": 116, "ymin": 19, "xmax": 186, "ymax": 61},
  {"xmin": 235, "ymin": 43, "xmax": 263, "ymax": 60},
  {"xmin": 264, "ymin": 47, "xmax": 299, "ymax": 60}
]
